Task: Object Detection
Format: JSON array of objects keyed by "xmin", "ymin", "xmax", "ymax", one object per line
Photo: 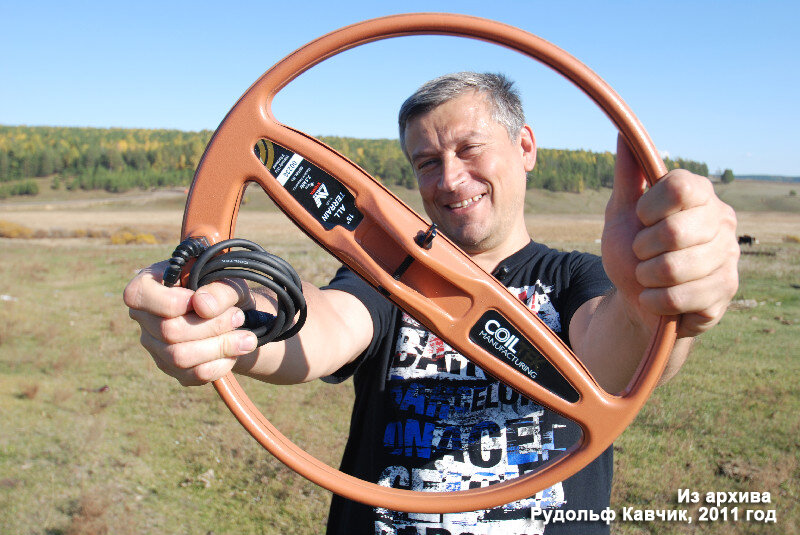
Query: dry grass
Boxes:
[
  {"xmin": 65, "ymin": 489, "xmax": 112, "ymax": 535},
  {"xmin": 526, "ymin": 213, "xmax": 604, "ymax": 251},
  {"xmin": 715, "ymin": 179, "xmax": 800, "ymax": 213},
  {"xmin": 1, "ymin": 184, "xmax": 797, "ymax": 534},
  {"xmin": 3, "ymin": 201, "xmax": 795, "ymax": 250},
  {"xmin": 18, "ymin": 382, "xmax": 39, "ymax": 400},
  {"xmin": 0, "ymin": 208, "xmax": 181, "ymax": 235},
  {"xmin": 735, "ymin": 211, "xmax": 800, "ymax": 243},
  {"xmin": 0, "ymin": 216, "xmax": 172, "ymax": 244}
]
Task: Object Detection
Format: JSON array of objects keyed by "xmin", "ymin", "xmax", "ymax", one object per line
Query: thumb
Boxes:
[{"xmin": 610, "ymin": 133, "xmax": 648, "ymax": 209}]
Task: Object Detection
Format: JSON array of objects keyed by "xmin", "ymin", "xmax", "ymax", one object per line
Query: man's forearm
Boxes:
[
  {"xmin": 231, "ymin": 284, "xmax": 372, "ymax": 385},
  {"xmin": 574, "ymin": 290, "xmax": 693, "ymax": 394}
]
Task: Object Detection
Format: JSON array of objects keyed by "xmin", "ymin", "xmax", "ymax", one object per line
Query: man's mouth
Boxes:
[{"xmin": 446, "ymin": 194, "xmax": 485, "ymax": 210}]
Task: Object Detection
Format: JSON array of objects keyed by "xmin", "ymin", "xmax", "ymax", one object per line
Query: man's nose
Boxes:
[{"xmin": 438, "ymin": 157, "xmax": 467, "ymax": 192}]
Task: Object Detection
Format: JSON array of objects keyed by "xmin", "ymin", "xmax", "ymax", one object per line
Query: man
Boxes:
[{"xmin": 125, "ymin": 73, "xmax": 739, "ymax": 534}]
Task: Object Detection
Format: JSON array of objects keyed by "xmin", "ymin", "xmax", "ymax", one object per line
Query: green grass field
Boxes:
[{"xmin": 1, "ymin": 182, "xmax": 798, "ymax": 534}]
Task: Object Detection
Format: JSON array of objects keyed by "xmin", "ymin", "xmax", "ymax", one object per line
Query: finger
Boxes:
[
  {"xmin": 638, "ymin": 264, "xmax": 738, "ymax": 317},
  {"xmin": 123, "ymin": 262, "xmax": 195, "ymax": 318},
  {"xmin": 632, "ymin": 205, "xmax": 720, "ymax": 260},
  {"xmin": 676, "ymin": 308, "xmax": 730, "ymax": 339},
  {"xmin": 636, "ymin": 170, "xmax": 714, "ymax": 227},
  {"xmin": 144, "ymin": 335, "xmax": 238, "ymax": 387},
  {"xmin": 192, "ymin": 278, "xmax": 255, "ymax": 319},
  {"xmin": 185, "ymin": 359, "xmax": 240, "ymax": 386},
  {"xmin": 610, "ymin": 133, "xmax": 648, "ymax": 208},
  {"xmin": 140, "ymin": 328, "xmax": 258, "ymax": 377},
  {"xmin": 131, "ymin": 306, "xmax": 246, "ymax": 344},
  {"xmin": 635, "ymin": 239, "xmax": 727, "ymax": 288},
  {"xmin": 138, "ymin": 260, "xmax": 170, "ymax": 283}
]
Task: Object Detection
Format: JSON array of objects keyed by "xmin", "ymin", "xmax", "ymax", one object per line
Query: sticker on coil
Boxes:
[
  {"xmin": 469, "ymin": 310, "xmax": 579, "ymax": 402},
  {"xmin": 255, "ymin": 139, "xmax": 363, "ymax": 231}
]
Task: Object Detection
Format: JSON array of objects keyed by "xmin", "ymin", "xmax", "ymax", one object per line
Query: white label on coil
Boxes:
[{"xmin": 277, "ymin": 153, "xmax": 304, "ymax": 186}]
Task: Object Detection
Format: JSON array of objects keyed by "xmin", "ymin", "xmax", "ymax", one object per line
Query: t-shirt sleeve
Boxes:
[
  {"xmin": 319, "ymin": 266, "xmax": 395, "ymax": 383},
  {"xmin": 561, "ymin": 252, "xmax": 614, "ymax": 344}
]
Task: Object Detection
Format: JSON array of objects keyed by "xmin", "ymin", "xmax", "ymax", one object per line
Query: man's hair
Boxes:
[{"xmin": 398, "ymin": 72, "xmax": 526, "ymax": 155}]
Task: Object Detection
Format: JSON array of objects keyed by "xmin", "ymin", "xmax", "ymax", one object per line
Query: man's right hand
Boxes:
[{"xmin": 123, "ymin": 261, "xmax": 259, "ymax": 386}]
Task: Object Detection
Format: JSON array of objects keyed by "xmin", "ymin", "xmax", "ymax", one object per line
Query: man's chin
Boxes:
[{"xmin": 440, "ymin": 227, "xmax": 491, "ymax": 253}]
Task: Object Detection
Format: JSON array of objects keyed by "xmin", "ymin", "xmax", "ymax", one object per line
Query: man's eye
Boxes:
[{"xmin": 417, "ymin": 159, "xmax": 437, "ymax": 170}]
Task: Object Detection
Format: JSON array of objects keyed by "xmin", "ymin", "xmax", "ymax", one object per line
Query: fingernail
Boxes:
[
  {"xmin": 196, "ymin": 291, "xmax": 217, "ymax": 312},
  {"xmin": 239, "ymin": 334, "xmax": 257, "ymax": 353},
  {"xmin": 232, "ymin": 309, "xmax": 245, "ymax": 328}
]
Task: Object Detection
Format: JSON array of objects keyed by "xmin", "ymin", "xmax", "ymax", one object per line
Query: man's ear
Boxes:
[{"xmin": 520, "ymin": 124, "xmax": 536, "ymax": 172}]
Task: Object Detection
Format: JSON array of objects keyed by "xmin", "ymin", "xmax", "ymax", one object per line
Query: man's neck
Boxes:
[{"xmin": 464, "ymin": 232, "xmax": 531, "ymax": 273}]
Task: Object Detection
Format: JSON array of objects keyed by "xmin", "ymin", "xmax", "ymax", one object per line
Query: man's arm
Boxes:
[
  {"xmin": 124, "ymin": 262, "xmax": 373, "ymax": 387},
  {"xmin": 570, "ymin": 291, "xmax": 693, "ymax": 394},
  {"xmin": 569, "ymin": 136, "xmax": 739, "ymax": 393},
  {"xmin": 232, "ymin": 284, "xmax": 373, "ymax": 384}
]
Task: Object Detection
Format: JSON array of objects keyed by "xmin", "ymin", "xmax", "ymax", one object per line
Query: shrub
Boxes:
[
  {"xmin": 134, "ymin": 232, "xmax": 158, "ymax": 245},
  {"xmin": 110, "ymin": 228, "xmax": 158, "ymax": 245},
  {"xmin": 783, "ymin": 235, "xmax": 800, "ymax": 244},
  {"xmin": 49, "ymin": 228, "xmax": 70, "ymax": 239},
  {"xmin": 88, "ymin": 229, "xmax": 109, "ymax": 238},
  {"xmin": 110, "ymin": 229, "xmax": 136, "ymax": 245},
  {"xmin": 0, "ymin": 220, "xmax": 34, "ymax": 239}
]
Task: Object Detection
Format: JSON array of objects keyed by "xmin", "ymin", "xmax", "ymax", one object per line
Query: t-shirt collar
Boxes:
[{"xmin": 491, "ymin": 240, "xmax": 539, "ymax": 282}]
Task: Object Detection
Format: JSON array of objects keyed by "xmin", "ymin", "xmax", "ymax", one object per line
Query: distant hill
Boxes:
[{"xmin": 735, "ymin": 175, "xmax": 800, "ymax": 183}]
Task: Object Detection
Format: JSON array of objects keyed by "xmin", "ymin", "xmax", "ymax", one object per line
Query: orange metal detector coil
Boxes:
[{"xmin": 181, "ymin": 13, "xmax": 676, "ymax": 513}]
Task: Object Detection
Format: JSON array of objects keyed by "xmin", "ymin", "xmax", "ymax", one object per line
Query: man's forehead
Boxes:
[
  {"xmin": 407, "ymin": 95, "xmax": 496, "ymax": 133},
  {"xmin": 401, "ymin": 91, "xmax": 512, "ymax": 157},
  {"xmin": 419, "ymin": 91, "xmax": 490, "ymax": 118}
]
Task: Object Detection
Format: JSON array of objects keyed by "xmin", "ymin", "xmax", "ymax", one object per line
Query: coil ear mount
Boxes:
[{"xmin": 163, "ymin": 237, "xmax": 307, "ymax": 346}]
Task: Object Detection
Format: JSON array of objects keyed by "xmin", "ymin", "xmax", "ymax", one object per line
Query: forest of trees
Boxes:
[
  {"xmin": 0, "ymin": 125, "xmax": 708, "ymax": 198},
  {"xmin": 0, "ymin": 125, "xmax": 208, "ymax": 196}
]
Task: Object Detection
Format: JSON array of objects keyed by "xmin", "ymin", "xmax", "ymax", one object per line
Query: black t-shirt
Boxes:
[{"xmin": 323, "ymin": 241, "xmax": 614, "ymax": 535}]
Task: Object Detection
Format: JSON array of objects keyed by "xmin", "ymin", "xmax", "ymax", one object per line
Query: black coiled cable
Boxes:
[{"xmin": 164, "ymin": 238, "xmax": 306, "ymax": 347}]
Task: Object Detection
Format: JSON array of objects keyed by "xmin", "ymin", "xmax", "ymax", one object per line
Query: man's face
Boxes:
[{"xmin": 403, "ymin": 92, "xmax": 535, "ymax": 254}]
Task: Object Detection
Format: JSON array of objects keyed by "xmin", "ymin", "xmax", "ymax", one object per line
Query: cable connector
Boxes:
[
  {"xmin": 163, "ymin": 236, "xmax": 209, "ymax": 287},
  {"xmin": 243, "ymin": 309, "xmax": 277, "ymax": 332}
]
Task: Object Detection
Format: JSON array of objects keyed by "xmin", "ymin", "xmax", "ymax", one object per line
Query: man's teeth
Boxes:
[{"xmin": 448, "ymin": 194, "xmax": 484, "ymax": 209}]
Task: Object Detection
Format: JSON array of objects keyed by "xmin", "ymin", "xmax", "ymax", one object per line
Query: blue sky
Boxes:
[{"xmin": 2, "ymin": 1, "xmax": 798, "ymax": 176}]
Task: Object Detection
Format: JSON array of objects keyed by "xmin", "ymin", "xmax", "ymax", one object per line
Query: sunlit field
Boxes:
[{"xmin": 1, "ymin": 183, "xmax": 798, "ymax": 534}]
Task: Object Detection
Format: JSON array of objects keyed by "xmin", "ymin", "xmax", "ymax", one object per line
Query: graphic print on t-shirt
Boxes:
[{"xmin": 375, "ymin": 282, "xmax": 569, "ymax": 535}]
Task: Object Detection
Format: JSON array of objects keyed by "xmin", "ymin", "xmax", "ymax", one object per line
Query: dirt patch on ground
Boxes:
[
  {"xmin": 0, "ymin": 209, "xmax": 314, "ymax": 248},
  {"xmin": 0, "ymin": 209, "xmax": 182, "ymax": 237},
  {"xmin": 736, "ymin": 212, "xmax": 800, "ymax": 242},
  {"xmin": 1, "ymin": 207, "xmax": 797, "ymax": 248},
  {"xmin": 526, "ymin": 214, "xmax": 604, "ymax": 244},
  {"xmin": 0, "ymin": 209, "xmax": 605, "ymax": 251}
]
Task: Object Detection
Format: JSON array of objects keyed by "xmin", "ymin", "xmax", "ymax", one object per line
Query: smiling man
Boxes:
[
  {"xmin": 124, "ymin": 72, "xmax": 739, "ymax": 534},
  {"xmin": 403, "ymin": 88, "xmax": 533, "ymax": 265}
]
